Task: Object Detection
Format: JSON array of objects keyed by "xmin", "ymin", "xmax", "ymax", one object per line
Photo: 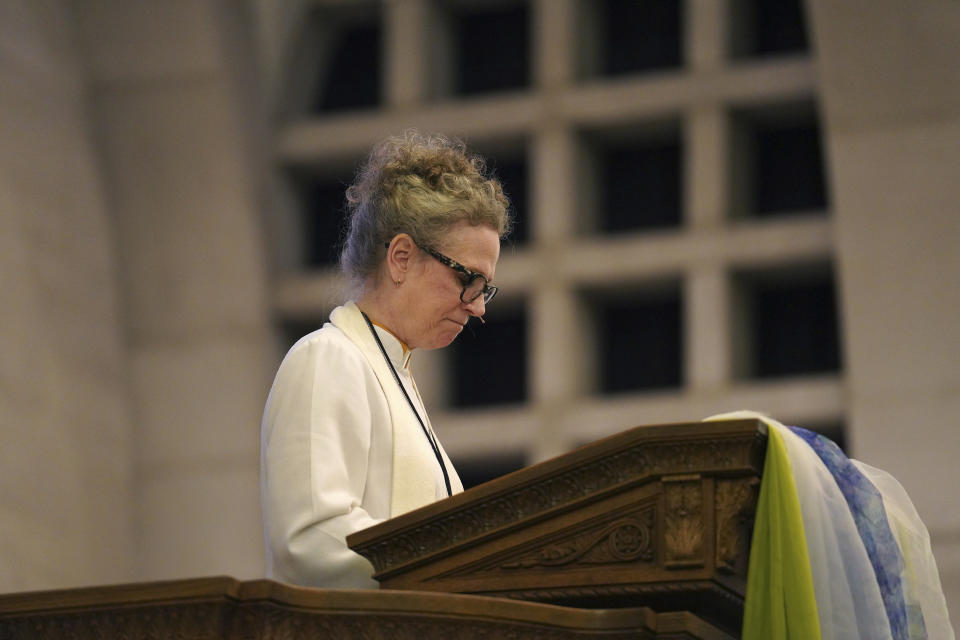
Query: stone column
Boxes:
[
  {"xmin": 0, "ymin": 0, "xmax": 135, "ymax": 592},
  {"xmin": 807, "ymin": 0, "xmax": 960, "ymax": 619},
  {"xmin": 77, "ymin": 0, "xmax": 273, "ymax": 580}
]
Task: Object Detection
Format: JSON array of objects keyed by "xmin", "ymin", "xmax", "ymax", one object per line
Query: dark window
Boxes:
[
  {"xmin": 490, "ymin": 154, "xmax": 529, "ymax": 247},
  {"xmin": 753, "ymin": 0, "xmax": 808, "ymax": 55},
  {"xmin": 732, "ymin": 106, "xmax": 829, "ymax": 219},
  {"xmin": 731, "ymin": 0, "xmax": 809, "ymax": 59},
  {"xmin": 448, "ymin": 307, "xmax": 528, "ymax": 408},
  {"xmin": 597, "ymin": 0, "xmax": 683, "ymax": 76},
  {"xmin": 599, "ymin": 135, "xmax": 683, "ymax": 233},
  {"xmin": 742, "ymin": 271, "xmax": 842, "ymax": 378},
  {"xmin": 754, "ymin": 121, "xmax": 827, "ymax": 215},
  {"xmin": 454, "ymin": 453, "xmax": 527, "ymax": 490},
  {"xmin": 313, "ymin": 21, "xmax": 382, "ymax": 113},
  {"xmin": 454, "ymin": 3, "xmax": 530, "ymax": 95},
  {"xmin": 595, "ymin": 289, "xmax": 683, "ymax": 393},
  {"xmin": 291, "ymin": 173, "xmax": 350, "ymax": 268}
]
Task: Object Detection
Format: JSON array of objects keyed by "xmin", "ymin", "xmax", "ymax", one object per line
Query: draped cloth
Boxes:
[
  {"xmin": 738, "ymin": 422, "xmax": 822, "ymax": 640},
  {"xmin": 707, "ymin": 411, "xmax": 955, "ymax": 640}
]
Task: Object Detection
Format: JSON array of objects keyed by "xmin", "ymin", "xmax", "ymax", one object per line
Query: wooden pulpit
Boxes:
[
  {"xmin": 348, "ymin": 417, "xmax": 766, "ymax": 634},
  {"xmin": 0, "ymin": 577, "xmax": 738, "ymax": 639},
  {"xmin": 0, "ymin": 418, "xmax": 765, "ymax": 639}
]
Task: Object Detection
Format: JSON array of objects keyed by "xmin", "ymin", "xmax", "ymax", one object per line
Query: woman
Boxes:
[{"xmin": 260, "ymin": 131, "xmax": 511, "ymax": 588}]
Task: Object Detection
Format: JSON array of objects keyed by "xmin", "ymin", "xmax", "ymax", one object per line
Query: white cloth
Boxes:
[
  {"xmin": 775, "ymin": 419, "xmax": 893, "ymax": 640},
  {"xmin": 853, "ymin": 461, "xmax": 955, "ymax": 640},
  {"xmin": 260, "ymin": 301, "xmax": 462, "ymax": 588}
]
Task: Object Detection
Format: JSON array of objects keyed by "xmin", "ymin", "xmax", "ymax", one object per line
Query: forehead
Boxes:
[{"xmin": 437, "ymin": 222, "xmax": 500, "ymax": 280}]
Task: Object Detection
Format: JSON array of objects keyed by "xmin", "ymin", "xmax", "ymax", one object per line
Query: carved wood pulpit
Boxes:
[
  {"xmin": 348, "ymin": 418, "xmax": 767, "ymax": 635},
  {"xmin": 0, "ymin": 419, "xmax": 764, "ymax": 639},
  {"xmin": 0, "ymin": 577, "xmax": 737, "ymax": 639}
]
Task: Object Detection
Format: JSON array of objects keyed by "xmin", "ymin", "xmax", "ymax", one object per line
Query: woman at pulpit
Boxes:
[{"xmin": 260, "ymin": 131, "xmax": 511, "ymax": 588}]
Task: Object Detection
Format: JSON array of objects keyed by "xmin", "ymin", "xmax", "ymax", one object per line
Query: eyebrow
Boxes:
[
  {"xmin": 468, "ymin": 265, "xmax": 492, "ymax": 282},
  {"xmin": 389, "ymin": 240, "xmax": 494, "ymax": 282},
  {"xmin": 460, "ymin": 258, "xmax": 493, "ymax": 283},
  {"xmin": 434, "ymin": 246, "xmax": 492, "ymax": 282}
]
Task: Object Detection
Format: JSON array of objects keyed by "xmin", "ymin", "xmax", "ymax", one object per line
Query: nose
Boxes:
[{"xmin": 464, "ymin": 295, "xmax": 486, "ymax": 320}]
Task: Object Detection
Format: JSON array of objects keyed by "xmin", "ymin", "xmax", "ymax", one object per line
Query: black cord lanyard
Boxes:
[{"xmin": 361, "ymin": 311, "xmax": 452, "ymax": 498}]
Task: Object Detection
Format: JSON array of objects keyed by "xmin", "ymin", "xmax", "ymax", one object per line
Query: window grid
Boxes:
[{"xmin": 271, "ymin": 0, "xmax": 841, "ymax": 467}]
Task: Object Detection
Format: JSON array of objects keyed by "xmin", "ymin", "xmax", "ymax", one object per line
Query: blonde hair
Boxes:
[{"xmin": 340, "ymin": 130, "xmax": 511, "ymax": 290}]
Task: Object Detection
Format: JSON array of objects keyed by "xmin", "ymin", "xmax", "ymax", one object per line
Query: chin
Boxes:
[{"xmin": 427, "ymin": 329, "xmax": 462, "ymax": 350}]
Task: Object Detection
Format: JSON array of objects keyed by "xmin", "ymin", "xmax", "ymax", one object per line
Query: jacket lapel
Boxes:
[{"xmin": 330, "ymin": 302, "xmax": 439, "ymax": 517}]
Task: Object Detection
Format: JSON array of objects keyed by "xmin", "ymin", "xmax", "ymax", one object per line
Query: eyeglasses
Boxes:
[
  {"xmin": 383, "ymin": 241, "xmax": 499, "ymax": 304},
  {"xmin": 421, "ymin": 246, "xmax": 498, "ymax": 305}
]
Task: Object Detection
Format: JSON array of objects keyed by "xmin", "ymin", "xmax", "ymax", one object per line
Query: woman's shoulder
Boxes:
[
  {"xmin": 287, "ymin": 322, "xmax": 353, "ymax": 355},
  {"xmin": 281, "ymin": 323, "xmax": 369, "ymax": 372},
  {"xmin": 289, "ymin": 322, "xmax": 344, "ymax": 349}
]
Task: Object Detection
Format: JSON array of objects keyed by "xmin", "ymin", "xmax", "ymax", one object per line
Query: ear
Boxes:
[{"xmin": 385, "ymin": 233, "xmax": 416, "ymax": 284}]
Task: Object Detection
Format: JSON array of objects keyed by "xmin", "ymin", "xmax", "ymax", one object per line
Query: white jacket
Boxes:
[{"xmin": 260, "ymin": 302, "xmax": 462, "ymax": 588}]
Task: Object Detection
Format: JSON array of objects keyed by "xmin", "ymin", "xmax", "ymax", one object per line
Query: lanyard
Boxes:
[{"xmin": 361, "ymin": 311, "xmax": 452, "ymax": 498}]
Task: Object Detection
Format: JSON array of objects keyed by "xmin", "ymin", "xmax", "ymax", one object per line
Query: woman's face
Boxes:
[{"xmin": 402, "ymin": 222, "xmax": 500, "ymax": 350}]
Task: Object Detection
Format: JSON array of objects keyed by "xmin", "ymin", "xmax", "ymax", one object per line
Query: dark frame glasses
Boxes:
[
  {"xmin": 383, "ymin": 241, "xmax": 499, "ymax": 304},
  {"xmin": 419, "ymin": 246, "xmax": 498, "ymax": 305}
]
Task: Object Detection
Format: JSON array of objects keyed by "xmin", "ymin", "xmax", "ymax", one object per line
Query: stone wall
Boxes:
[
  {"xmin": 75, "ymin": 0, "xmax": 273, "ymax": 581},
  {"xmin": 0, "ymin": 0, "xmax": 134, "ymax": 591},
  {"xmin": 808, "ymin": 0, "xmax": 960, "ymax": 620}
]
